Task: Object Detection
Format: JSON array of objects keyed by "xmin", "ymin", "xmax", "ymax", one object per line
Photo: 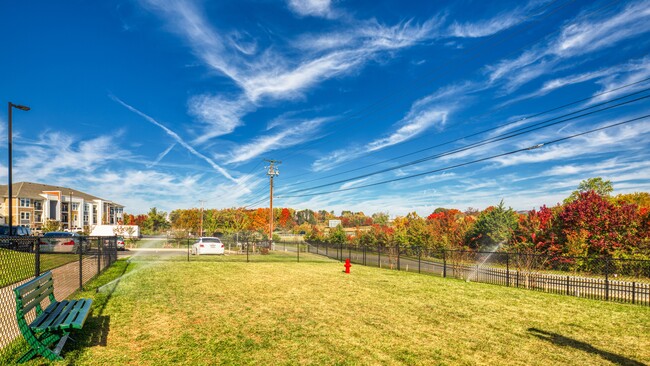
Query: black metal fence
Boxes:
[
  {"xmin": 305, "ymin": 242, "xmax": 650, "ymax": 306},
  {"xmin": 113, "ymin": 234, "xmax": 650, "ymax": 306},
  {"xmin": 0, "ymin": 235, "xmax": 117, "ymax": 358}
]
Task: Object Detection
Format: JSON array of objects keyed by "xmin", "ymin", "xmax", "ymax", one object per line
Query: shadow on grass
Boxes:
[
  {"xmin": 528, "ymin": 328, "xmax": 645, "ymax": 366},
  {"xmin": 63, "ymin": 261, "xmax": 132, "ymax": 363}
]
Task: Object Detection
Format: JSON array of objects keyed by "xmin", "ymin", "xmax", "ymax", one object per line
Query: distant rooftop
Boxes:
[{"xmin": 0, "ymin": 181, "xmax": 122, "ymax": 206}]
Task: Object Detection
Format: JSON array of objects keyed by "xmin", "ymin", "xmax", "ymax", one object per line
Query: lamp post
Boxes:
[
  {"xmin": 69, "ymin": 191, "xmax": 73, "ymax": 231},
  {"xmin": 7, "ymin": 102, "xmax": 30, "ymax": 236}
]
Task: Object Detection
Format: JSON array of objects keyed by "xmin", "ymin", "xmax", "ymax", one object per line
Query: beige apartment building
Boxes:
[{"xmin": 0, "ymin": 182, "xmax": 124, "ymax": 232}]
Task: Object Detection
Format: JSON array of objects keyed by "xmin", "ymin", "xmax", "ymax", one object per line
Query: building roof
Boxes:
[{"xmin": 0, "ymin": 181, "xmax": 122, "ymax": 206}]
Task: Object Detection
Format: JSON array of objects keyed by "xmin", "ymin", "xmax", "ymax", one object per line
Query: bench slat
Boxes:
[
  {"xmin": 61, "ymin": 299, "xmax": 92, "ymax": 330},
  {"xmin": 22, "ymin": 287, "xmax": 54, "ymax": 314},
  {"xmin": 19, "ymin": 278, "xmax": 53, "ymax": 304},
  {"xmin": 30, "ymin": 300, "xmax": 69, "ymax": 332},
  {"xmin": 14, "ymin": 272, "xmax": 53, "ymax": 297}
]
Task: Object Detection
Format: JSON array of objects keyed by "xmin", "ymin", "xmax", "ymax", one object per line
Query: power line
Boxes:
[
  {"xmin": 282, "ymin": 76, "xmax": 650, "ymax": 188},
  {"xmin": 281, "ymin": 91, "xmax": 650, "ymax": 194},
  {"xmin": 278, "ymin": 113, "xmax": 650, "ymax": 198}
]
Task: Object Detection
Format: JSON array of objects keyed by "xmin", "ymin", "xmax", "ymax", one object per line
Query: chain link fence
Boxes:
[
  {"xmin": 306, "ymin": 242, "xmax": 650, "ymax": 306},
  {"xmin": 0, "ymin": 235, "xmax": 117, "ymax": 360}
]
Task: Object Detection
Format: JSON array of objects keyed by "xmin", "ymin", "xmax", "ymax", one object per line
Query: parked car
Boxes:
[
  {"xmin": 192, "ymin": 237, "xmax": 224, "ymax": 255},
  {"xmin": 39, "ymin": 232, "xmax": 83, "ymax": 253},
  {"xmin": 116, "ymin": 236, "xmax": 125, "ymax": 251},
  {"xmin": 0, "ymin": 225, "xmax": 32, "ymax": 236}
]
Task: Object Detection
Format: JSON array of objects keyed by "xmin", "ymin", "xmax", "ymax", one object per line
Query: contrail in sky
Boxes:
[{"xmin": 110, "ymin": 94, "xmax": 238, "ymax": 183}]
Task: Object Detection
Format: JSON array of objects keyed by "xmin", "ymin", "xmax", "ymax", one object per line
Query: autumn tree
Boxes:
[
  {"xmin": 558, "ymin": 191, "xmax": 643, "ymax": 258},
  {"xmin": 278, "ymin": 208, "xmax": 294, "ymax": 230},
  {"xmin": 564, "ymin": 177, "xmax": 613, "ymax": 203},
  {"xmin": 372, "ymin": 212, "xmax": 389, "ymax": 226}
]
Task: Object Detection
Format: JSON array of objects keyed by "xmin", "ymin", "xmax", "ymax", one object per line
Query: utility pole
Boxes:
[
  {"xmin": 199, "ymin": 200, "xmax": 205, "ymax": 237},
  {"xmin": 265, "ymin": 159, "xmax": 281, "ymax": 248}
]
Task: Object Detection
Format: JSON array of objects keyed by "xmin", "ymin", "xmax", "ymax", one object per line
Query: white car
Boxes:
[
  {"xmin": 39, "ymin": 232, "xmax": 83, "ymax": 253},
  {"xmin": 192, "ymin": 237, "xmax": 225, "ymax": 255}
]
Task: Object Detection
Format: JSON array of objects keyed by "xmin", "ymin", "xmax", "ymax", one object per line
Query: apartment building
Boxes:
[{"xmin": 0, "ymin": 182, "xmax": 124, "ymax": 232}]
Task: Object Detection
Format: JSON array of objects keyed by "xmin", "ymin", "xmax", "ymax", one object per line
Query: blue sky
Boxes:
[{"xmin": 2, "ymin": 0, "xmax": 650, "ymax": 216}]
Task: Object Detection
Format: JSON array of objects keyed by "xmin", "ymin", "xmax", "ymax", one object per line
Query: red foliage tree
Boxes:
[
  {"xmin": 558, "ymin": 191, "xmax": 642, "ymax": 257},
  {"xmin": 278, "ymin": 208, "xmax": 293, "ymax": 229}
]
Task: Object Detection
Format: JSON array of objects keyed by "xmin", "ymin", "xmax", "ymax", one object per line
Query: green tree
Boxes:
[
  {"xmin": 42, "ymin": 220, "xmax": 61, "ymax": 233},
  {"xmin": 372, "ymin": 212, "xmax": 390, "ymax": 226},
  {"xmin": 328, "ymin": 225, "xmax": 347, "ymax": 244},
  {"xmin": 142, "ymin": 207, "xmax": 170, "ymax": 235},
  {"xmin": 564, "ymin": 177, "xmax": 613, "ymax": 203},
  {"xmin": 465, "ymin": 201, "xmax": 518, "ymax": 250}
]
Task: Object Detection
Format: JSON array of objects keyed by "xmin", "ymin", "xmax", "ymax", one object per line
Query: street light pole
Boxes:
[
  {"xmin": 7, "ymin": 102, "xmax": 30, "ymax": 236},
  {"xmin": 199, "ymin": 200, "xmax": 205, "ymax": 237},
  {"xmin": 69, "ymin": 191, "xmax": 73, "ymax": 231}
]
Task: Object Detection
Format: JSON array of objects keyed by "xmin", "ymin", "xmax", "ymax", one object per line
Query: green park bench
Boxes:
[{"xmin": 13, "ymin": 271, "xmax": 93, "ymax": 363}]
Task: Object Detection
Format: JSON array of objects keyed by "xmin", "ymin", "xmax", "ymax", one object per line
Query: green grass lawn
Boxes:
[
  {"xmin": 4, "ymin": 252, "xmax": 649, "ymax": 365},
  {"xmin": 0, "ymin": 249, "xmax": 80, "ymax": 287}
]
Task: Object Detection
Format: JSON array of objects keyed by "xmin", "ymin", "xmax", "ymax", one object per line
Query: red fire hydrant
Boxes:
[{"xmin": 344, "ymin": 258, "xmax": 351, "ymax": 274}]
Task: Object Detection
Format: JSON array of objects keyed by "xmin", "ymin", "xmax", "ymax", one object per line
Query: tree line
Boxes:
[{"xmin": 123, "ymin": 178, "xmax": 650, "ymax": 261}]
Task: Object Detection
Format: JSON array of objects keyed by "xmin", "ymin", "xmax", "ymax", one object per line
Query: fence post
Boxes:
[
  {"xmin": 443, "ymin": 250, "xmax": 447, "ymax": 278},
  {"xmin": 187, "ymin": 238, "xmax": 190, "ymax": 262},
  {"xmin": 418, "ymin": 247, "xmax": 421, "ymax": 274},
  {"xmin": 378, "ymin": 245, "xmax": 381, "ymax": 268},
  {"xmin": 605, "ymin": 257, "xmax": 610, "ymax": 301},
  {"xmin": 566, "ymin": 275, "xmax": 570, "ymax": 295},
  {"xmin": 516, "ymin": 270, "xmax": 519, "ymax": 288},
  {"xmin": 506, "ymin": 253, "xmax": 510, "ymax": 286},
  {"xmin": 297, "ymin": 242, "xmax": 300, "ymax": 263},
  {"xmin": 632, "ymin": 282, "xmax": 635, "ymax": 304},
  {"xmin": 246, "ymin": 242, "xmax": 249, "ymax": 263},
  {"xmin": 397, "ymin": 244, "xmax": 400, "ymax": 271},
  {"xmin": 35, "ymin": 236, "xmax": 41, "ymax": 277},
  {"xmin": 79, "ymin": 238, "xmax": 83, "ymax": 291},
  {"xmin": 97, "ymin": 237, "xmax": 101, "ymax": 275}
]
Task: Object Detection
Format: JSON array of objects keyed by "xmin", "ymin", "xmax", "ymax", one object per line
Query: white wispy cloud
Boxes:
[
  {"xmin": 140, "ymin": 0, "xmax": 442, "ymax": 142},
  {"xmin": 111, "ymin": 95, "xmax": 238, "ymax": 183},
  {"xmin": 339, "ymin": 177, "xmax": 371, "ymax": 190},
  {"xmin": 287, "ymin": 0, "xmax": 336, "ymax": 18},
  {"xmin": 448, "ymin": 0, "xmax": 540, "ymax": 38},
  {"xmin": 228, "ymin": 117, "xmax": 331, "ymax": 164},
  {"xmin": 188, "ymin": 94, "xmax": 253, "ymax": 144},
  {"xmin": 493, "ymin": 119, "xmax": 650, "ymax": 167},
  {"xmin": 553, "ymin": 1, "xmax": 650, "ymax": 57},
  {"xmin": 486, "ymin": 0, "xmax": 650, "ymax": 92},
  {"xmin": 312, "ymin": 92, "xmax": 451, "ymax": 171},
  {"xmin": 15, "ymin": 133, "xmax": 128, "ymax": 179}
]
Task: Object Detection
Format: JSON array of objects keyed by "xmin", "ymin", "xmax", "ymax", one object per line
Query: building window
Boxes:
[
  {"xmin": 72, "ymin": 203, "xmax": 79, "ymax": 211},
  {"xmin": 34, "ymin": 201, "xmax": 43, "ymax": 210},
  {"xmin": 20, "ymin": 212, "xmax": 30, "ymax": 220},
  {"xmin": 19, "ymin": 198, "xmax": 30, "ymax": 207},
  {"xmin": 83, "ymin": 214, "xmax": 89, "ymax": 224}
]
